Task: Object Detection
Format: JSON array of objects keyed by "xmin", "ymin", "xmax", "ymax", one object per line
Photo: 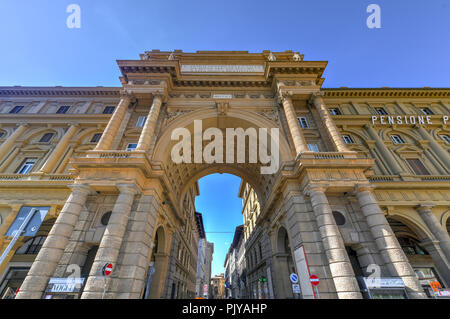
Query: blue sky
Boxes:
[
  {"xmin": 1, "ymin": 1, "xmax": 449, "ymax": 274},
  {"xmin": 196, "ymin": 174, "xmax": 243, "ymax": 276}
]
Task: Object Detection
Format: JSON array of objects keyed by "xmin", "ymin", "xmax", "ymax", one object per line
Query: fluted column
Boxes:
[
  {"xmin": 355, "ymin": 184, "xmax": 427, "ymax": 299},
  {"xmin": 416, "ymin": 204, "xmax": 450, "ymax": 262},
  {"xmin": 306, "ymin": 185, "xmax": 362, "ymax": 299},
  {"xmin": 38, "ymin": 124, "xmax": 78, "ymax": 174},
  {"xmin": 81, "ymin": 184, "xmax": 139, "ymax": 299},
  {"xmin": 364, "ymin": 125, "xmax": 406, "ymax": 175},
  {"xmin": 16, "ymin": 184, "xmax": 92, "ymax": 299},
  {"xmin": 0, "ymin": 124, "xmax": 28, "ymax": 160},
  {"xmin": 280, "ymin": 92, "xmax": 309, "ymax": 155},
  {"xmin": 94, "ymin": 94, "xmax": 133, "ymax": 151},
  {"xmin": 415, "ymin": 126, "xmax": 450, "ymax": 173},
  {"xmin": 136, "ymin": 94, "xmax": 163, "ymax": 152},
  {"xmin": 310, "ymin": 93, "xmax": 349, "ymax": 152}
]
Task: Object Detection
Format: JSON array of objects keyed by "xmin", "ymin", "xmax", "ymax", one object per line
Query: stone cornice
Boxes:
[{"xmin": 322, "ymin": 87, "xmax": 450, "ymax": 98}]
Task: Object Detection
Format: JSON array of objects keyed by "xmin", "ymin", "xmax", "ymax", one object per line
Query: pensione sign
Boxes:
[{"xmin": 371, "ymin": 114, "xmax": 448, "ymax": 125}]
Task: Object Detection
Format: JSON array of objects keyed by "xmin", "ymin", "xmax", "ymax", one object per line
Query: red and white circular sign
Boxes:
[
  {"xmin": 102, "ymin": 263, "xmax": 113, "ymax": 276},
  {"xmin": 309, "ymin": 274, "xmax": 320, "ymax": 286}
]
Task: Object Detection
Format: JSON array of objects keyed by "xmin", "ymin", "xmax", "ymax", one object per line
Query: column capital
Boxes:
[
  {"xmin": 303, "ymin": 184, "xmax": 328, "ymax": 196},
  {"xmin": 308, "ymin": 91, "xmax": 325, "ymax": 105},
  {"xmin": 68, "ymin": 183, "xmax": 94, "ymax": 195},
  {"xmin": 415, "ymin": 203, "xmax": 435, "ymax": 214},
  {"xmin": 116, "ymin": 183, "xmax": 140, "ymax": 195},
  {"xmin": 119, "ymin": 90, "xmax": 137, "ymax": 104},
  {"xmin": 277, "ymin": 91, "xmax": 293, "ymax": 104},
  {"xmin": 354, "ymin": 183, "xmax": 376, "ymax": 194}
]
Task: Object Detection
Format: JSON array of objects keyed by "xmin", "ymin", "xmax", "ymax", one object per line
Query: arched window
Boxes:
[
  {"xmin": 101, "ymin": 211, "xmax": 112, "ymax": 226},
  {"xmin": 397, "ymin": 237, "xmax": 429, "ymax": 256},
  {"xmin": 16, "ymin": 236, "xmax": 46, "ymax": 255}
]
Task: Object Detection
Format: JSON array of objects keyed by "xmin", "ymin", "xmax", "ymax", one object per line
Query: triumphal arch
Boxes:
[{"xmin": 0, "ymin": 50, "xmax": 448, "ymax": 299}]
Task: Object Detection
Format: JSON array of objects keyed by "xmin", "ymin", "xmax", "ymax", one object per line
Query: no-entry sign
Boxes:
[
  {"xmin": 309, "ymin": 274, "xmax": 320, "ymax": 286},
  {"xmin": 102, "ymin": 263, "xmax": 113, "ymax": 276}
]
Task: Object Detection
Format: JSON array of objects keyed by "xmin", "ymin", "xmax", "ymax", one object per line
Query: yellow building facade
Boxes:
[{"xmin": 0, "ymin": 50, "xmax": 448, "ymax": 299}]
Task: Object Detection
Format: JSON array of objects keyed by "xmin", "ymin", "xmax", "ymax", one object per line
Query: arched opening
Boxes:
[
  {"xmin": 274, "ymin": 226, "xmax": 295, "ymax": 299},
  {"xmin": 146, "ymin": 226, "xmax": 167, "ymax": 299},
  {"xmin": 387, "ymin": 216, "xmax": 447, "ymax": 295}
]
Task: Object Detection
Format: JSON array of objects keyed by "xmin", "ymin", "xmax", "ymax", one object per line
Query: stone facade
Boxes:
[{"xmin": 0, "ymin": 50, "xmax": 448, "ymax": 299}]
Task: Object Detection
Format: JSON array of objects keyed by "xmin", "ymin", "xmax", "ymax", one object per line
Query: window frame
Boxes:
[
  {"xmin": 420, "ymin": 107, "xmax": 433, "ymax": 115},
  {"xmin": 439, "ymin": 134, "xmax": 450, "ymax": 144},
  {"xmin": 9, "ymin": 105, "xmax": 24, "ymax": 114},
  {"xmin": 16, "ymin": 158, "xmax": 36, "ymax": 174},
  {"xmin": 56, "ymin": 105, "xmax": 70, "ymax": 114},
  {"xmin": 342, "ymin": 134, "xmax": 354, "ymax": 144},
  {"xmin": 375, "ymin": 107, "xmax": 388, "ymax": 115},
  {"xmin": 136, "ymin": 116, "xmax": 147, "ymax": 128},
  {"xmin": 307, "ymin": 143, "xmax": 320, "ymax": 152},
  {"xmin": 90, "ymin": 133, "xmax": 102, "ymax": 143},
  {"xmin": 390, "ymin": 134, "xmax": 405, "ymax": 144},
  {"xmin": 406, "ymin": 158, "xmax": 430, "ymax": 175},
  {"xmin": 39, "ymin": 132, "xmax": 54, "ymax": 143},
  {"xmin": 103, "ymin": 106, "xmax": 115, "ymax": 114},
  {"xmin": 329, "ymin": 108, "xmax": 342, "ymax": 115},
  {"xmin": 126, "ymin": 143, "xmax": 137, "ymax": 151},
  {"xmin": 298, "ymin": 116, "xmax": 309, "ymax": 128}
]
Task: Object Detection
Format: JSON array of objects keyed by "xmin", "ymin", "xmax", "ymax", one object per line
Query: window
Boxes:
[
  {"xmin": 16, "ymin": 236, "xmax": 47, "ymax": 255},
  {"xmin": 420, "ymin": 107, "xmax": 433, "ymax": 115},
  {"xmin": 136, "ymin": 116, "xmax": 147, "ymax": 127},
  {"xmin": 307, "ymin": 144, "xmax": 319, "ymax": 152},
  {"xmin": 406, "ymin": 158, "xmax": 430, "ymax": 175},
  {"xmin": 16, "ymin": 159, "xmax": 36, "ymax": 174},
  {"xmin": 398, "ymin": 237, "xmax": 429, "ymax": 255},
  {"xmin": 390, "ymin": 134, "xmax": 405, "ymax": 144},
  {"xmin": 440, "ymin": 134, "xmax": 450, "ymax": 144},
  {"xmin": 56, "ymin": 105, "xmax": 70, "ymax": 114},
  {"xmin": 342, "ymin": 135, "xmax": 354, "ymax": 144},
  {"xmin": 329, "ymin": 108, "xmax": 342, "ymax": 115},
  {"xmin": 103, "ymin": 106, "xmax": 115, "ymax": 114},
  {"xmin": 0, "ymin": 131, "xmax": 4, "ymax": 139},
  {"xmin": 9, "ymin": 106, "xmax": 24, "ymax": 114},
  {"xmin": 332, "ymin": 211, "xmax": 346, "ymax": 226},
  {"xmin": 298, "ymin": 117, "xmax": 309, "ymax": 128},
  {"xmin": 0, "ymin": 267, "xmax": 30, "ymax": 298},
  {"xmin": 90, "ymin": 133, "xmax": 102, "ymax": 143},
  {"xmin": 39, "ymin": 133, "xmax": 54, "ymax": 143},
  {"xmin": 126, "ymin": 143, "xmax": 137, "ymax": 151},
  {"xmin": 101, "ymin": 211, "xmax": 112, "ymax": 226},
  {"xmin": 375, "ymin": 107, "xmax": 388, "ymax": 115}
]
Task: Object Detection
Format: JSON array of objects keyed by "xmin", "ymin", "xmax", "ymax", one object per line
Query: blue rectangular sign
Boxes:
[{"xmin": 5, "ymin": 206, "xmax": 50, "ymax": 237}]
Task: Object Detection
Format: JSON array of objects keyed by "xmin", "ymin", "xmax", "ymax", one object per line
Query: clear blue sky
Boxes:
[
  {"xmin": 1, "ymin": 1, "xmax": 449, "ymax": 274},
  {"xmin": 0, "ymin": 1, "xmax": 449, "ymax": 87},
  {"xmin": 196, "ymin": 174, "xmax": 243, "ymax": 276}
]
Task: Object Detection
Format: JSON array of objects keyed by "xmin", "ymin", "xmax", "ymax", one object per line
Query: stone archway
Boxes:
[
  {"xmin": 148, "ymin": 225, "xmax": 168, "ymax": 299},
  {"xmin": 272, "ymin": 226, "xmax": 295, "ymax": 299}
]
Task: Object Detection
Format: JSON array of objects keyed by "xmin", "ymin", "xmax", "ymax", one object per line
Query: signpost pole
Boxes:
[
  {"xmin": 102, "ymin": 276, "xmax": 107, "ymax": 299},
  {"xmin": 101, "ymin": 263, "xmax": 113, "ymax": 299}
]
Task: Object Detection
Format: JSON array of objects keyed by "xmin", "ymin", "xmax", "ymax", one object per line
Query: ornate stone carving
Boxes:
[
  {"xmin": 257, "ymin": 109, "xmax": 280, "ymax": 125},
  {"xmin": 165, "ymin": 109, "xmax": 192, "ymax": 124},
  {"xmin": 268, "ymin": 52, "xmax": 276, "ymax": 61},
  {"xmin": 293, "ymin": 53, "xmax": 304, "ymax": 61},
  {"xmin": 216, "ymin": 101, "xmax": 229, "ymax": 115}
]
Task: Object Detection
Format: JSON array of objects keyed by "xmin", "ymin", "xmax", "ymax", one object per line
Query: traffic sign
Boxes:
[
  {"xmin": 292, "ymin": 284, "xmax": 301, "ymax": 294},
  {"xmin": 310, "ymin": 274, "xmax": 320, "ymax": 286},
  {"xmin": 102, "ymin": 263, "xmax": 113, "ymax": 276},
  {"xmin": 289, "ymin": 273, "xmax": 298, "ymax": 283}
]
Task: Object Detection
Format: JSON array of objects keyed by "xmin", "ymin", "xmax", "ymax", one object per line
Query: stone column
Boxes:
[
  {"xmin": 310, "ymin": 93, "xmax": 349, "ymax": 152},
  {"xmin": 0, "ymin": 124, "xmax": 28, "ymax": 160},
  {"xmin": 355, "ymin": 184, "xmax": 427, "ymax": 298},
  {"xmin": 136, "ymin": 94, "xmax": 163, "ymax": 152},
  {"xmin": 16, "ymin": 184, "xmax": 92, "ymax": 299},
  {"xmin": 81, "ymin": 184, "xmax": 139, "ymax": 299},
  {"xmin": 416, "ymin": 204, "xmax": 450, "ymax": 262},
  {"xmin": 38, "ymin": 124, "xmax": 78, "ymax": 174},
  {"xmin": 364, "ymin": 125, "xmax": 406, "ymax": 175},
  {"xmin": 279, "ymin": 92, "xmax": 309, "ymax": 155},
  {"xmin": 306, "ymin": 185, "xmax": 362, "ymax": 299},
  {"xmin": 415, "ymin": 126, "xmax": 450, "ymax": 173},
  {"xmin": 94, "ymin": 94, "xmax": 133, "ymax": 151}
]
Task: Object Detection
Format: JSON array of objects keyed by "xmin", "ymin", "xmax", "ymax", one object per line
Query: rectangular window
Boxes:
[
  {"xmin": 375, "ymin": 107, "xmax": 388, "ymax": 115},
  {"xmin": 56, "ymin": 105, "xmax": 70, "ymax": 114},
  {"xmin": 0, "ymin": 132, "xmax": 4, "ymax": 138},
  {"xmin": 136, "ymin": 116, "xmax": 147, "ymax": 128},
  {"xmin": 439, "ymin": 134, "xmax": 450, "ymax": 144},
  {"xmin": 420, "ymin": 108, "xmax": 433, "ymax": 115},
  {"xmin": 90, "ymin": 133, "xmax": 102, "ymax": 143},
  {"xmin": 103, "ymin": 106, "xmax": 115, "ymax": 114},
  {"xmin": 406, "ymin": 158, "xmax": 430, "ymax": 175},
  {"xmin": 39, "ymin": 133, "xmax": 54, "ymax": 143},
  {"xmin": 307, "ymin": 144, "xmax": 319, "ymax": 152},
  {"xmin": 342, "ymin": 135, "xmax": 354, "ymax": 144},
  {"xmin": 126, "ymin": 143, "xmax": 137, "ymax": 151},
  {"xmin": 391, "ymin": 135, "xmax": 405, "ymax": 144},
  {"xmin": 298, "ymin": 117, "xmax": 309, "ymax": 128},
  {"xmin": 329, "ymin": 108, "xmax": 342, "ymax": 115},
  {"xmin": 9, "ymin": 106, "xmax": 24, "ymax": 114},
  {"xmin": 16, "ymin": 159, "xmax": 36, "ymax": 174}
]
